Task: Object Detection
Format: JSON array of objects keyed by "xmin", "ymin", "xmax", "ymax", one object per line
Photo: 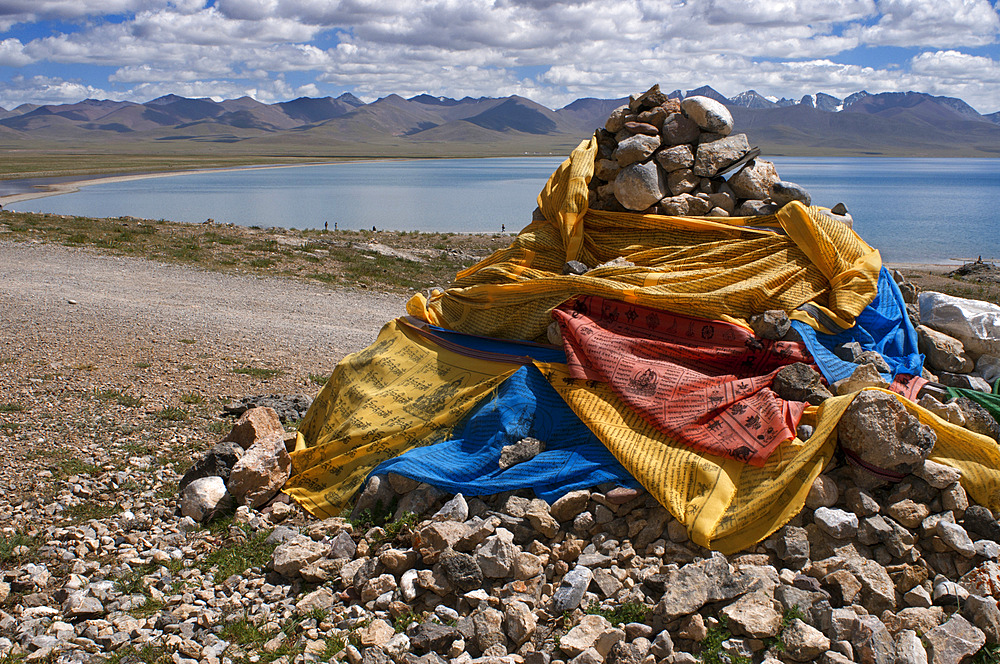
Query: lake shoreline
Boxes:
[
  {"xmin": 4, "ymin": 156, "xmax": 996, "ymax": 266},
  {"xmin": 0, "ymin": 161, "xmax": 337, "ymax": 206}
]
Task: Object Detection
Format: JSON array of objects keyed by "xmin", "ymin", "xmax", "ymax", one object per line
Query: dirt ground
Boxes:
[{"xmin": 0, "ymin": 239, "xmax": 407, "ymax": 519}]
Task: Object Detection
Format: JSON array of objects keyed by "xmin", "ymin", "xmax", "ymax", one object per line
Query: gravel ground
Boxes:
[{"xmin": 4, "ymin": 238, "xmax": 1000, "ymax": 664}]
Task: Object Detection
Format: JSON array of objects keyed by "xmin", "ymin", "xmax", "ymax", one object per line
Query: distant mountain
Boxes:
[
  {"xmin": 556, "ymin": 96, "xmax": 630, "ymax": 133},
  {"xmin": 1, "ymin": 86, "xmax": 999, "ymax": 157},
  {"xmin": 730, "ymin": 90, "xmax": 773, "ymax": 109},
  {"xmin": 684, "ymin": 85, "xmax": 729, "ymax": 104}
]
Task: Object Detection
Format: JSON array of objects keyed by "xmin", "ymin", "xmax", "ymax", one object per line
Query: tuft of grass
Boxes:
[
  {"xmin": 320, "ymin": 636, "xmax": 346, "ymax": 659},
  {"xmin": 350, "ymin": 501, "xmax": 418, "ymax": 548},
  {"xmin": 179, "ymin": 392, "xmax": 204, "ymax": 405},
  {"xmin": 201, "ymin": 528, "xmax": 277, "ymax": 580},
  {"xmin": 207, "ymin": 420, "xmax": 229, "ymax": 434},
  {"xmin": 701, "ymin": 616, "xmax": 751, "ymax": 664},
  {"xmin": 234, "ymin": 365, "xmax": 282, "ymax": 379},
  {"xmin": 975, "ymin": 644, "xmax": 1000, "ymax": 664},
  {"xmin": 53, "ymin": 456, "xmax": 104, "ymax": 477},
  {"xmin": 92, "ymin": 387, "xmax": 142, "ymax": 407},
  {"xmin": 0, "ymin": 530, "xmax": 38, "ymax": 565},
  {"xmin": 219, "ymin": 616, "xmax": 273, "ymax": 648},
  {"xmin": 308, "ymin": 372, "xmax": 330, "ymax": 386},
  {"xmin": 64, "ymin": 501, "xmax": 120, "ymax": 521},
  {"xmin": 179, "ymin": 338, "xmax": 196, "ymax": 344},
  {"xmin": 585, "ymin": 601, "xmax": 649, "ymax": 625},
  {"xmin": 99, "ymin": 644, "xmax": 174, "ymax": 664},
  {"xmin": 394, "ymin": 609, "xmax": 422, "ymax": 633},
  {"xmin": 0, "ymin": 403, "xmax": 23, "ymax": 413},
  {"xmin": 764, "ymin": 604, "xmax": 806, "ymax": 653},
  {"xmin": 157, "ymin": 406, "xmax": 188, "ymax": 421}
]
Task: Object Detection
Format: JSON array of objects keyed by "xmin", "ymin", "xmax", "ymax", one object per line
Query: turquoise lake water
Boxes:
[{"xmin": 7, "ymin": 156, "xmax": 1000, "ymax": 264}]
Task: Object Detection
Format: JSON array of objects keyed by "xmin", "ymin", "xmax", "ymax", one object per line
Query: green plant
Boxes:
[
  {"xmin": 200, "ymin": 528, "xmax": 277, "ymax": 580},
  {"xmin": 179, "ymin": 338, "xmax": 196, "ymax": 344},
  {"xmin": 394, "ymin": 609, "xmax": 422, "ymax": 633},
  {"xmin": 234, "ymin": 365, "xmax": 282, "ymax": 379},
  {"xmin": 319, "ymin": 636, "xmax": 346, "ymax": 660},
  {"xmin": 0, "ymin": 530, "xmax": 38, "ymax": 564},
  {"xmin": 99, "ymin": 644, "xmax": 174, "ymax": 664},
  {"xmin": 764, "ymin": 605, "xmax": 805, "ymax": 653},
  {"xmin": 0, "ymin": 403, "xmax": 23, "ymax": 413},
  {"xmin": 701, "ymin": 616, "xmax": 751, "ymax": 664},
  {"xmin": 92, "ymin": 388, "xmax": 142, "ymax": 407},
  {"xmin": 53, "ymin": 457, "xmax": 104, "ymax": 477},
  {"xmin": 350, "ymin": 498, "xmax": 417, "ymax": 546},
  {"xmin": 180, "ymin": 392, "xmax": 204, "ymax": 404},
  {"xmin": 134, "ymin": 361, "xmax": 151, "ymax": 369},
  {"xmin": 64, "ymin": 501, "xmax": 120, "ymax": 521},
  {"xmin": 308, "ymin": 372, "xmax": 330, "ymax": 386},
  {"xmin": 585, "ymin": 601, "xmax": 649, "ymax": 625},
  {"xmin": 974, "ymin": 643, "xmax": 1000, "ymax": 664},
  {"xmin": 157, "ymin": 406, "xmax": 188, "ymax": 421},
  {"xmin": 219, "ymin": 616, "xmax": 274, "ymax": 648},
  {"xmin": 207, "ymin": 420, "xmax": 229, "ymax": 434}
]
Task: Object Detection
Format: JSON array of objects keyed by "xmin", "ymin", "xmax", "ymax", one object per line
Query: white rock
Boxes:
[
  {"xmin": 680, "ymin": 95, "xmax": 733, "ymax": 135},
  {"xmin": 180, "ymin": 476, "xmax": 233, "ymax": 522}
]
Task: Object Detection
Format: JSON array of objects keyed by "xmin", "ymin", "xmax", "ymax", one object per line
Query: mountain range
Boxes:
[{"xmin": 2, "ymin": 86, "xmax": 999, "ymax": 158}]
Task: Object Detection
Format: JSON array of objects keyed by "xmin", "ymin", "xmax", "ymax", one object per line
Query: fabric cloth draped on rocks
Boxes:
[
  {"xmin": 790, "ymin": 267, "xmax": 924, "ymax": 384},
  {"xmin": 371, "ymin": 363, "xmax": 640, "ymax": 501},
  {"xmin": 406, "ymin": 137, "xmax": 882, "ymax": 342},
  {"xmin": 284, "ymin": 317, "xmax": 517, "ymax": 518},
  {"xmin": 553, "ymin": 294, "xmax": 811, "ymax": 466},
  {"xmin": 286, "ymin": 137, "xmax": 1000, "ymax": 554}
]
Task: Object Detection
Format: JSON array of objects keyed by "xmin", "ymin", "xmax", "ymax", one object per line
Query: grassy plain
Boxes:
[
  {"xmin": 0, "ymin": 210, "xmax": 512, "ymax": 293},
  {"xmin": 1, "ymin": 208, "xmax": 997, "ymax": 306}
]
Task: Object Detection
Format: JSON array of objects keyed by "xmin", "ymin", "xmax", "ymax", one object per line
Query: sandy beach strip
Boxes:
[{"xmin": 0, "ymin": 161, "xmax": 335, "ymax": 206}]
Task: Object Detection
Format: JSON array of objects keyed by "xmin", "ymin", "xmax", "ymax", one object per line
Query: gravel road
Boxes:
[{"xmin": 0, "ymin": 238, "xmax": 407, "ymax": 381}]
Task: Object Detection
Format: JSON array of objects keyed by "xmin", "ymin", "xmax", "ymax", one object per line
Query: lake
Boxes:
[{"xmin": 7, "ymin": 156, "xmax": 1000, "ymax": 264}]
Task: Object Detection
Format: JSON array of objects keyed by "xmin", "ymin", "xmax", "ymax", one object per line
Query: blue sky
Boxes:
[{"xmin": 0, "ymin": 0, "xmax": 998, "ymax": 113}]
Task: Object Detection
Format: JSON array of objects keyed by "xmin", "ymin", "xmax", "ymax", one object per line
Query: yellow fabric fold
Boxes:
[
  {"xmin": 406, "ymin": 142, "xmax": 881, "ymax": 342},
  {"xmin": 285, "ymin": 319, "xmax": 516, "ymax": 518},
  {"xmin": 542, "ymin": 375, "xmax": 1000, "ymax": 553}
]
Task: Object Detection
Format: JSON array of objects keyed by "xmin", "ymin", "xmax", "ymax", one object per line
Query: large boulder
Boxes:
[
  {"xmin": 728, "ymin": 159, "xmax": 779, "ymax": 201},
  {"xmin": 693, "ymin": 133, "xmax": 751, "ymax": 177},
  {"xmin": 226, "ymin": 433, "xmax": 292, "ymax": 508},
  {"xmin": 917, "ymin": 325, "xmax": 975, "ymax": 373},
  {"xmin": 180, "ymin": 476, "xmax": 234, "ymax": 522},
  {"xmin": 838, "ymin": 390, "xmax": 936, "ymax": 488},
  {"xmin": 614, "ymin": 161, "xmax": 667, "ymax": 211},
  {"xmin": 920, "ymin": 291, "xmax": 1000, "ymax": 359},
  {"xmin": 680, "ymin": 95, "xmax": 733, "ymax": 136},
  {"xmin": 222, "ymin": 406, "xmax": 285, "ymax": 450}
]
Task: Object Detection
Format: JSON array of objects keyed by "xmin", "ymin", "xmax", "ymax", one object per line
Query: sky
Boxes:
[{"xmin": 0, "ymin": 0, "xmax": 998, "ymax": 114}]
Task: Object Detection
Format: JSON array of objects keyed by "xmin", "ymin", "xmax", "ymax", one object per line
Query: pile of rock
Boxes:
[
  {"xmin": 180, "ymin": 407, "xmax": 295, "ymax": 520},
  {"xmin": 588, "ymin": 85, "xmax": 822, "ymax": 219},
  {"xmin": 5, "ymin": 333, "xmax": 1000, "ymax": 664}
]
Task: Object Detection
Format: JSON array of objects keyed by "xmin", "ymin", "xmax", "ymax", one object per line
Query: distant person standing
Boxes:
[{"xmin": 324, "ymin": 221, "xmax": 328, "ymax": 232}]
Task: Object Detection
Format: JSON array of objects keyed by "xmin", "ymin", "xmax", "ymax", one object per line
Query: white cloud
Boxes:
[
  {"xmin": 1, "ymin": 0, "xmax": 1000, "ymax": 112},
  {"xmin": 704, "ymin": 0, "xmax": 876, "ymax": 27},
  {"xmin": 854, "ymin": 0, "xmax": 1000, "ymax": 48},
  {"xmin": 0, "ymin": 37, "xmax": 30, "ymax": 66},
  {"xmin": 0, "ymin": 74, "xmax": 114, "ymax": 108}
]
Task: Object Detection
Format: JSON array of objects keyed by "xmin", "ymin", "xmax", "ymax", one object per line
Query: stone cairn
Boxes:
[
  {"xmin": 7, "ymin": 98, "xmax": 1000, "ymax": 664},
  {"xmin": 588, "ymin": 84, "xmax": 818, "ymax": 218}
]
